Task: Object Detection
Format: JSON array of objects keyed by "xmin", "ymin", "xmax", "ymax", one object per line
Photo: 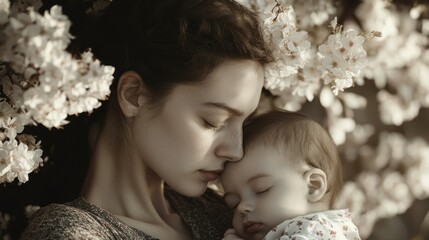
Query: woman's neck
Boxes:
[{"xmin": 80, "ymin": 113, "xmax": 191, "ymax": 239}]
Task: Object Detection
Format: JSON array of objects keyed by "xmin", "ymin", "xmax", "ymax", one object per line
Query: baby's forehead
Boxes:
[
  {"xmin": 221, "ymin": 161, "xmax": 242, "ymax": 177},
  {"xmin": 222, "ymin": 144, "xmax": 303, "ymax": 176},
  {"xmin": 220, "ymin": 160, "xmax": 251, "ymax": 183},
  {"xmin": 221, "ymin": 167, "xmax": 279, "ymax": 195},
  {"xmin": 221, "ymin": 148, "xmax": 283, "ymax": 176}
]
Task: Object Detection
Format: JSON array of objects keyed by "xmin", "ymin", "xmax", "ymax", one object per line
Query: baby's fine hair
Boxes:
[{"xmin": 243, "ymin": 110, "xmax": 343, "ymax": 207}]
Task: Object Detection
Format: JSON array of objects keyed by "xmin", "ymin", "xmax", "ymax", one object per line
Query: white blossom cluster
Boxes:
[
  {"xmin": 356, "ymin": 0, "xmax": 429, "ymax": 126},
  {"xmin": 286, "ymin": 0, "xmax": 336, "ymax": 29},
  {"xmin": 0, "ymin": 132, "xmax": 43, "ymax": 183},
  {"xmin": 335, "ymin": 132, "xmax": 429, "ymax": 238},
  {"xmin": 262, "ymin": 4, "xmax": 312, "ymax": 97},
  {"xmin": 318, "ymin": 18, "xmax": 377, "ymax": 95},
  {"xmin": 236, "ymin": 0, "xmax": 336, "ymax": 29},
  {"xmin": 0, "ymin": 0, "xmax": 115, "ymax": 183},
  {"xmin": 328, "ymin": 1, "xmax": 429, "ymax": 236},
  {"xmin": 237, "ymin": 0, "xmax": 376, "ymax": 114},
  {"xmin": 319, "ymin": 86, "xmax": 368, "ymax": 145}
]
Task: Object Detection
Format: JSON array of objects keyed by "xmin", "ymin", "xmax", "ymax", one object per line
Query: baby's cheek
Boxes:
[{"xmin": 232, "ymin": 214, "xmax": 244, "ymax": 236}]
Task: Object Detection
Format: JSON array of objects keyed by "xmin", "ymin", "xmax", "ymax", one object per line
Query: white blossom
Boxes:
[
  {"xmin": 286, "ymin": 0, "xmax": 336, "ymax": 28},
  {"xmin": 406, "ymin": 158, "xmax": 429, "ymax": 200},
  {"xmin": 0, "ymin": 138, "xmax": 43, "ymax": 183},
  {"xmin": 234, "ymin": 0, "xmax": 275, "ymax": 13},
  {"xmin": 1, "ymin": 6, "xmax": 114, "ymax": 129},
  {"xmin": 404, "ymin": 138, "xmax": 429, "ymax": 199},
  {"xmin": 335, "ymin": 170, "xmax": 414, "ymax": 238},
  {"xmin": 262, "ymin": 4, "xmax": 312, "ymax": 96},
  {"xmin": 319, "ymin": 86, "xmax": 335, "ymax": 108},
  {"xmin": 423, "ymin": 19, "xmax": 429, "ymax": 35},
  {"xmin": 340, "ymin": 132, "xmax": 429, "ymax": 237},
  {"xmin": 274, "ymin": 90, "xmax": 307, "ymax": 111},
  {"xmin": 0, "ymin": 100, "xmax": 15, "ymax": 128},
  {"xmin": 318, "ymin": 19, "xmax": 369, "ymax": 95},
  {"xmin": 377, "ymin": 90, "xmax": 420, "ymax": 126},
  {"xmin": 339, "ymin": 92, "xmax": 367, "ymax": 109},
  {"xmin": 328, "ymin": 116, "xmax": 355, "ymax": 145},
  {"xmin": 24, "ymin": 205, "xmax": 40, "ymax": 218},
  {"xmin": 408, "ymin": 51, "xmax": 429, "ymax": 107},
  {"xmin": 378, "ymin": 172, "xmax": 413, "ymax": 216},
  {"xmin": 355, "ymin": 0, "xmax": 398, "ymax": 40},
  {"xmin": 0, "ymin": 3, "xmax": 114, "ymax": 183},
  {"xmin": 334, "ymin": 181, "xmax": 366, "ymax": 217},
  {"xmin": 0, "ymin": 0, "xmax": 10, "ymax": 25},
  {"xmin": 342, "ymin": 124, "xmax": 374, "ymax": 161}
]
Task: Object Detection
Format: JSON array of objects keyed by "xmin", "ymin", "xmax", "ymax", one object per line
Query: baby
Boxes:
[{"xmin": 221, "ymin": 110, "xmax": 360, "ymax": 240}]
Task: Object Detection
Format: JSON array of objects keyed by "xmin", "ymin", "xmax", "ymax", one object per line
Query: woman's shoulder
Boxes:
[
  {"xmin": 20, "ymin": 201, "xmax": 109, "ymax": 239},
  {"xmin": 20, "ymin": 199, "xmax": 152, "ymax": 240}
]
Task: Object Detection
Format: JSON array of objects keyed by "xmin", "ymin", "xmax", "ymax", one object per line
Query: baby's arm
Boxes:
[{"xmin": 222, "ymin": 228, "xmax": 244, "ymax": 240}]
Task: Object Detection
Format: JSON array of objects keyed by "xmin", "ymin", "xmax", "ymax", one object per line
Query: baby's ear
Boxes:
[
  {"xmin": 303, "ymin": 168, "xmax": 327, "ymax": 203},
  {"xmin": 117, "ymin": 71, "xmax": 147, "ymax": 117}
]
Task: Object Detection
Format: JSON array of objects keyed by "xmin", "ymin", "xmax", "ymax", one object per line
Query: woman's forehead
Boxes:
[{"xmin": 168, "ymin": 61, "xmax": 264, "ymax": 113}]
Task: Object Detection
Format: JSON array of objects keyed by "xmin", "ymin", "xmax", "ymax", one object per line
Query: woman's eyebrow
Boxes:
[{"xmin": 203, "ymin": 102, "xmax": 244, "ymax": 116}]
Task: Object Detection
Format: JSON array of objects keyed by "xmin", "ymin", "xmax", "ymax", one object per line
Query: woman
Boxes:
[{"xmin": 20, "ymin": 0, "xmax": 273, "ymax": 239}]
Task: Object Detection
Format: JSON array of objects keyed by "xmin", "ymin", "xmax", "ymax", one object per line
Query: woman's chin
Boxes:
[{"xmin": 169, "ymin": 180, "xmax": 208, "ymax": 197}]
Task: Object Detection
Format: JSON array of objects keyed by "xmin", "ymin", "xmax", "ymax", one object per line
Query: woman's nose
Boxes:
[{"xmin": 215, "ymin": 128, "xmax": 244, "ymax": 161}]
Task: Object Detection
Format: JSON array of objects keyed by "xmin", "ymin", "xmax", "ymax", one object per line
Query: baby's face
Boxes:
[{"xmin": 221, "ymin": 145, "xmax": 310, "ymax": 240}]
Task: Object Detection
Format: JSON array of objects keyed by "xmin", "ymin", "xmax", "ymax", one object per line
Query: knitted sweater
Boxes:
[{"xmin": 20, "ymin": 188, "xmax": 232, "ymax": 240}]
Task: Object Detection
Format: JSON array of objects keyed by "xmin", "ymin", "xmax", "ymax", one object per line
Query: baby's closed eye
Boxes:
[{"xmin": 250, "ymin": 177, "xmax": 275, "ymax": 195}]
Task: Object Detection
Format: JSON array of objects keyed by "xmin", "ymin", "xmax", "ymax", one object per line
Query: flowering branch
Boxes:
[{"xmin": 0, "ymin": 0, "xmax": 114, "ymax": 184}]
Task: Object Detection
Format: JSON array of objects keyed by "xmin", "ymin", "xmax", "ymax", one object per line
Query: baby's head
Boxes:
[{"xmin": 221, "ymin": 110, "xmax": 342, "ymax": 240}]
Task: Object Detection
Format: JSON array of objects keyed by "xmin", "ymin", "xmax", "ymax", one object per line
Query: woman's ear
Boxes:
[
  {"xmin": 303, "ymin": 168, "xmax": 327, "ymax": 203},
  {"xmin": 117, "ymin": 71, "xmax": 147, "ymax": 117}
]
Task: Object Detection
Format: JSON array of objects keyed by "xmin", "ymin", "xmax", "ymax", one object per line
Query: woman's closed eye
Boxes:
[{"xmin": 203, "ymin": 119, "xmax": 226, "ymax": 131}]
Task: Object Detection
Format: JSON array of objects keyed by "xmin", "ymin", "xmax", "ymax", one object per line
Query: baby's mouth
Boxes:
[{"xmin": 243, "ymin": 221, "xmax": 264, "ymax": 234}]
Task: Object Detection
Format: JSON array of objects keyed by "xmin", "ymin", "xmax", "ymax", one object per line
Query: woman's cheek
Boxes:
[{"xmin": 187, "ymin": 121, "xmax": 217, "ymax": 153}]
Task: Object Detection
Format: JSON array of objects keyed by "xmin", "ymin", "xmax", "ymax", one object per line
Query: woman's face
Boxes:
[{"xmin": 132, "ymin": 60, "xmax": 264, "ymax": 197}]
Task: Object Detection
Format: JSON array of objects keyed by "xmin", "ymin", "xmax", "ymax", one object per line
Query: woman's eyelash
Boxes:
[{"xmin": 203, "ymin": 119, "xmax": 224, "ymax": 131}]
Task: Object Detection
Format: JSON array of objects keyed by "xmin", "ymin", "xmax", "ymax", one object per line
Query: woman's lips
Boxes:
[
  {"xmin": 244, "ymin": 221, "xmax": 264, "ymax": 234},
  {"xmin": 199, "ymin": 170, "xmax": 222, "ymax": 181}
]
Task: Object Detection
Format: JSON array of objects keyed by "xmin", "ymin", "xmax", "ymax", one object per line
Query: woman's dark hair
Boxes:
[
  {"xmin": 76, "ymin": 0, "xmax": 273, "ymax": 111},
  {"xmin": 0, "ymin": 1, "xmax": 273, "ymax": 239}
]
